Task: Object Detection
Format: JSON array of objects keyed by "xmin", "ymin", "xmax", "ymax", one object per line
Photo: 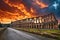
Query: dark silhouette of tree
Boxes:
[
  {"xmin": 58, "ymin": 24, "xmax": 60, "ymax": 29},
  {"xmin": 7, "ymin": 24, "xmax": 10, "ymax": 27},
  {"xmin": 0, "ymin": 23, "xmax": 2, "ymax": 27}
]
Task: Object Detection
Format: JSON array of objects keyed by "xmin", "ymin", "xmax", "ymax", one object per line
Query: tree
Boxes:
[
  {"xmin": 58, "ymin": 24, "xmax": 60, "ymax": 29},
  {"xmin": 0, "ymin": 23, "xmax": 2, "ymax": 27}
]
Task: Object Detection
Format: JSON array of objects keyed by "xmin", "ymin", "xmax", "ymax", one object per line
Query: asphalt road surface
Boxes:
[{"xmin": 0, "ymin": 28, "xmax": 55, "ymax": 40}]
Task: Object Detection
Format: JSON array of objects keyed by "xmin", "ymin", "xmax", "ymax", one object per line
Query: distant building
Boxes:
[{"xmin": 11, "ymin": 13, "xmax": 58, "ymax": 29}]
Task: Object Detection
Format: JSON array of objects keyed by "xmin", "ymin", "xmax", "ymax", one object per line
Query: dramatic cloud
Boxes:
[{"xmin": 0, "ymin": 0, "xmax": 60, "ymax": 24}]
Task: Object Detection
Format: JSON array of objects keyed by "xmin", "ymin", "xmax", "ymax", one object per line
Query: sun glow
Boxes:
[{"xmin": 53, "ymin": 2, "xmax": 58, "ymax": 9}]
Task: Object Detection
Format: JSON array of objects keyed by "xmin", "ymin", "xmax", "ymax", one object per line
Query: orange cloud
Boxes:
[
  {"xmin": 0, "ymin": 0, "xmax": 48, "ymax": 24},
  {"xmin": 35, "ymin": 0, "xmax": 48, "ymax": 8}
]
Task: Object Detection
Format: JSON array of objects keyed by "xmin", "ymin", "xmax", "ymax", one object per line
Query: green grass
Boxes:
[{"xmin": 16, "ymin": 28, "xmax": 60, "ymax": 40}]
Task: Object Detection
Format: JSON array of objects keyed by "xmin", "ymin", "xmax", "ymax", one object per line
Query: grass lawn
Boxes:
[{"xmin": 15, "ymin": 28, "xmax": 60, "ymax": 40}]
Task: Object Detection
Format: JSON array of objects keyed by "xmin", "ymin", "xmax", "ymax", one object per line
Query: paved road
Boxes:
[{"xmin": 0, "ymin": 28, "xmax": 55, "ymax": 40}]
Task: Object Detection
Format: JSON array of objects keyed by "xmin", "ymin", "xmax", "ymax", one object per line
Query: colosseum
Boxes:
[{"xmin": 11, "ymin": 13, "xmax": 58, "ymax": 29}]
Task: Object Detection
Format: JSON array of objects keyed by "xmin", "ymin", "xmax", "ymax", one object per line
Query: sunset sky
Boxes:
[{"xmin": 0, "ymin": 0, "xmax": 60, "ymax": 24}]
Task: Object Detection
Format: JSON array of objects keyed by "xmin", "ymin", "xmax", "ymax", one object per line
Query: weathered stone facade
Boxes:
[{"xmin": 11, "ymin": 13, "xmax": 58, "ymax": 29}]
